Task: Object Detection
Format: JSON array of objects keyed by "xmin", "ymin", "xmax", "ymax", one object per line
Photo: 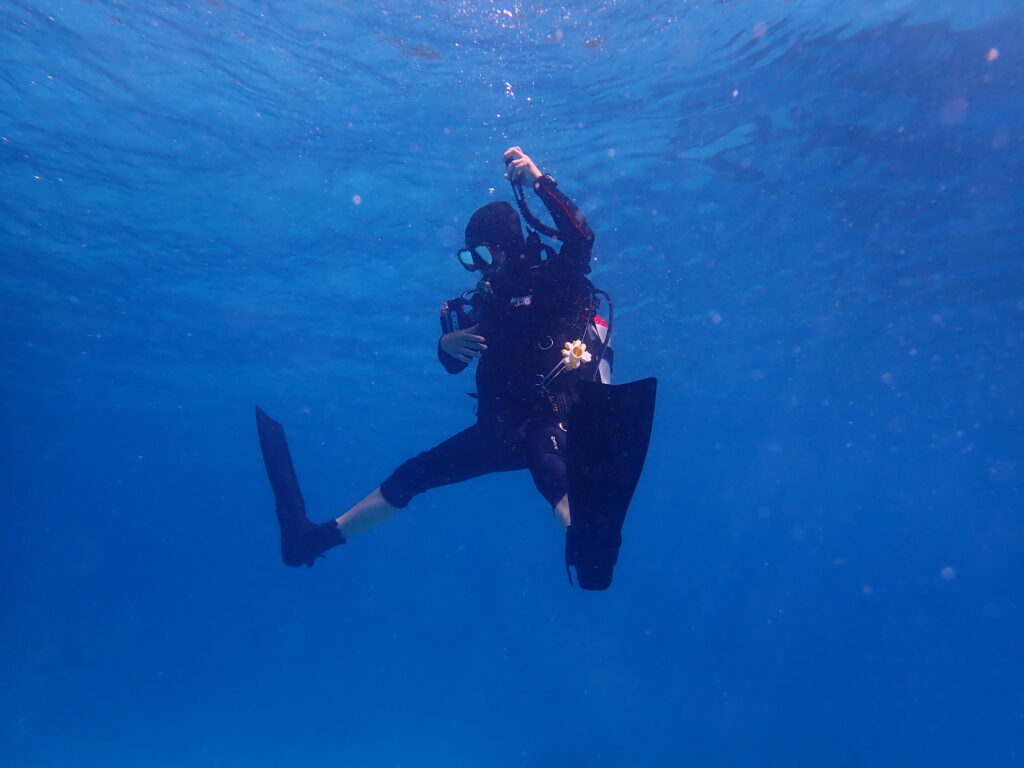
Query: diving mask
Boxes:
[{"xmin": 456, "ymin": 244, "xmax": 497, "ymax": 272}]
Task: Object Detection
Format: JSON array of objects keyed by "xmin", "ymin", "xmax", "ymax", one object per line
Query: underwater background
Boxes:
[{"xmin": 2, "ymin": 0, "xmax": 1022, "ymax": 765}]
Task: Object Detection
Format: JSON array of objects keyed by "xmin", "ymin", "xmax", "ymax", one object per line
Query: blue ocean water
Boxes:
[{"xmin": 2, "ymin": 0, "xmax": 1022, "ymax": 765}]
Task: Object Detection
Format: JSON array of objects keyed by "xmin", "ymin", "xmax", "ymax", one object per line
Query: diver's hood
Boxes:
[{"xmin": 465, "ymin": 201, "xmax": 527, "ymax": 264}]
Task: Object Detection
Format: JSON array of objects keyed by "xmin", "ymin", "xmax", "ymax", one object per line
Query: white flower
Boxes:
[{"xmin": 561, "ymin": 339, "xmax": 592, "ymax": 371}]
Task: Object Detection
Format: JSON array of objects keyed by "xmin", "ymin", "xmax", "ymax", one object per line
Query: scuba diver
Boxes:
[{"xmin": 256, "ymin": 147, "xmax": 656, "ymax": 589}]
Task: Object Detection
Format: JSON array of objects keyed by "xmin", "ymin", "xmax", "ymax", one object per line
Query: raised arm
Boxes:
[
  {"xmin": 503, "ymin": 146, "xmax": 595, "ymax": 274},
  {"xmin": 533, "ymin": 174, "xmax": 594, "ymax": 272}
]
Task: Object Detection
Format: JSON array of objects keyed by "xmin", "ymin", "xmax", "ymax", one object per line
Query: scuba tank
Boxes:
[{"xmin": 587, "ymin": 294, "xmax": 613, "ymax": 385}]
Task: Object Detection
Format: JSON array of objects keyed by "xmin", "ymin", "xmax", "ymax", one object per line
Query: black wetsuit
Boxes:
[{"xmin": 380, "ymin": 176, "xmax": 597, "ymax": 509}]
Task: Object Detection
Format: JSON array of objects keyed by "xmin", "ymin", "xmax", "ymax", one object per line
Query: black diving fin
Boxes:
[
  {"xmin": 255, "ymin": 407, "xmax": 343, "ymax": 567},
  {"xmin": 565, "ymin": 378, "xmax": 657, "ymax": 590}
]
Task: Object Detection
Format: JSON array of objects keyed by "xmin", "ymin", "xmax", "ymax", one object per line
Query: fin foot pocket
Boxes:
[{"xmin": 281, "ymin": 519, "xmax": 344, "ymax": 568}]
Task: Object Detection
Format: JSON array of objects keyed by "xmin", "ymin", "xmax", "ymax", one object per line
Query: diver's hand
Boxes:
[
  {"xmin": 503, "ymin": 146, "xmax": 542, "ymax": 185},
  {"xmin": 440, "ymin": 325, "xmax": 487, "ymax": 363}
]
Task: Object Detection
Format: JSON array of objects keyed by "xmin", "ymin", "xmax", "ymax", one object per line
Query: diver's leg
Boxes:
[
  {"xmin": 369, "ymin": 423, "xmax": 522, "ymax": 518},
  {"xmin": 334, "ymin": 487, "xmax": 397, "ymax": 539},
  {"xmin": 524, "ymin": 420, "xmax": 571, "ymax": 529}
]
